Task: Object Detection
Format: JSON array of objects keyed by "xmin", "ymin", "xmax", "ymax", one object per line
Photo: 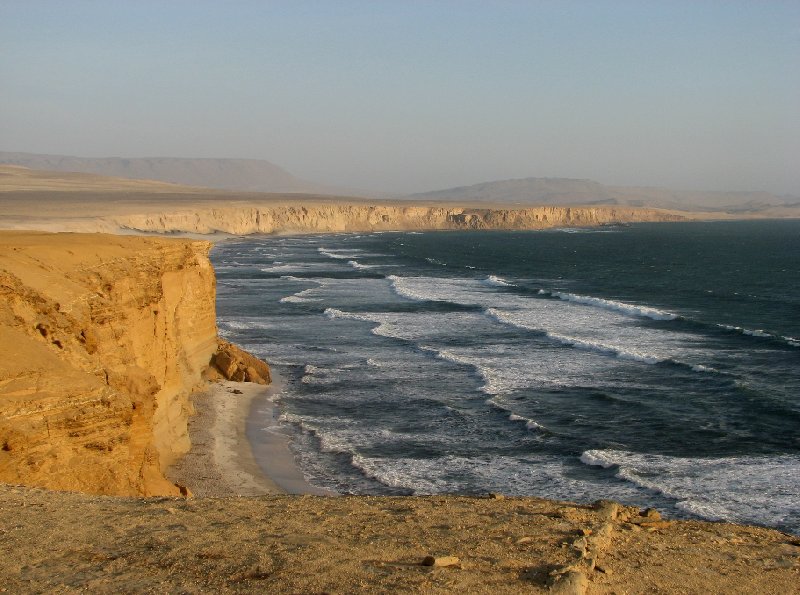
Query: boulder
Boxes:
[{"xmin": 210, "ymin": 341, "xmax": 271, "ymax": 385}]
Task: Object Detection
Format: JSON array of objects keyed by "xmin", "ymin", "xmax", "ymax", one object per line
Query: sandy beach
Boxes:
[{"xmin": 167, "ymin": 376, "xmax": 332, "ymax": 497}]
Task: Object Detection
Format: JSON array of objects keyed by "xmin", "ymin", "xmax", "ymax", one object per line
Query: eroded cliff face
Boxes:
[
  {"xmin": 112, "ymin": 203, "xmax": 689, "ymax": 235},
  {"xmin": 0, "ymin": 232, "xmax": 217, "ymax": 496}
]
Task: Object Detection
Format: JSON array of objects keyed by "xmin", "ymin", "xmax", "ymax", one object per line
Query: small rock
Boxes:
[
  {"xmin": 421, "ymin": 555, "xmax": 460, "ymax": 567},
  {"xmin": 593, "ymin": 499, "xmax": 620, "ymax": 521},
  {"xmin": 488, "ymin": 493, "xmax": 505, "ymax": 500},
  {"xmin": 640, "ymin": 520, "xmax": 673, "ymax": 531},
  {"xmin": 572, "ymin": 537, "xmax": 589, "ymax": 553},
  {"xmin": 231, "ymin": 389, "xmax": 243, "ymax": 395},
  {"xmin": 516, "ymin": 536, "xmax": 534, "ymax": 544},
  {"xmin": 579, "ymin": 528, "xmax": 592, "ymax": 536},
  {"xmin": 549, "ymin": 569, "xmax": 588, "ymax": 594},
  {"xmin": 642, "ymin": 507, "xmax": 661, "ymax": 521},
  {"xmin": 595, "ymin": 564, "xmax": 612, "ymax": 575}
]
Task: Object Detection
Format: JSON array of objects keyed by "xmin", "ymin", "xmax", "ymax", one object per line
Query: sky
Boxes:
[{"xmin": 1, "ymin": 1, "xmax": 798, "ymax": 195}]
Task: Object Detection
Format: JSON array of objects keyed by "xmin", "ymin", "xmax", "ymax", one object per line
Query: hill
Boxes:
[
  {"xmin": 410, "ymin": 177, "xmax": 799, "ymax": 213},
  {"xmin": 0, "ymin": 151, "xmax": 341, "ymax": 194},
  {"xmin": 0, "ymin": 164, "xmax": 208, "ymax": 193}
]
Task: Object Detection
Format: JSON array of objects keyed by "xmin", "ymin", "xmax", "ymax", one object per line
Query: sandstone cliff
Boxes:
[
  {"xmin": 112, "ymin": 203, "xmax": 689, "ymax": 235},
  {"xmin": 0, "ymin": 232, "xmax": 218, "ymax": 496}
]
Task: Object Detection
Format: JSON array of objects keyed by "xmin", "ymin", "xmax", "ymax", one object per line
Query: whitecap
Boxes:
[
  {"xmin": 540, "ymin": 290, "xmax": 678, "ymax": 321},
  {"xmin": 580, "ymin": 449, "xmax": 800, "ymax": 531},
  {"xmin": 483, "ymin": 275, "xmax": 515, "ymax": 287}
]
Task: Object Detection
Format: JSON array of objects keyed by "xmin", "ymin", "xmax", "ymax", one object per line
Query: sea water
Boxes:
[{"xmin": 212, "ymin": 220, "xmax": 800, "ymax": 534}]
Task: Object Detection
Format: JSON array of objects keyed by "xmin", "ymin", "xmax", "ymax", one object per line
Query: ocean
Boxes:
[{"xmin": 212, "ymin": 220, "xmax": 800, "ymax": 534}]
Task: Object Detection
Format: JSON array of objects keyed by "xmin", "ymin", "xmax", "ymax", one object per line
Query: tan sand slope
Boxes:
[
  {"xmin": 0, "ymin": 164, "xmax": 207, "ymax": 193},
  {"xmin": 0, "ymin": 231, "xmax": 217, "ymax": 495},
  {"xmin": 0, "ymin": 151, "xmax": 341, "ymax": 194}
]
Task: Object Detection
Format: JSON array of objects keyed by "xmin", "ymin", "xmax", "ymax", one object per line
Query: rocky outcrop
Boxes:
[
  {"xmin": 0, "ymin": 232, "xmax": 218, "ymax": 496},
  {"xmin": 112, "ymin": 203, "xmax": 689, "ymax": 235},
  {"xmin": 208, "ymin": 340, "xmax": 271, "ymax": 385}
]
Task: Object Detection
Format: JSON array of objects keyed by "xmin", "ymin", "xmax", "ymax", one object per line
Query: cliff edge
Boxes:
[
  {"xmin": 112, "ymin": 203, "xmax": 690, "ymax": 235},
  {"xmin": 0, "ymin": 232, "xmax": 218, "ymax": 496}
]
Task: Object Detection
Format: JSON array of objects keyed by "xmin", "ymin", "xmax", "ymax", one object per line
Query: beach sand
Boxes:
[{"xmin": 167, "ymin": 376, "xmax": 332, "ymax": 497}]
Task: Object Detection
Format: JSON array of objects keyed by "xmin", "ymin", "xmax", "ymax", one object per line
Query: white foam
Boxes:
[
  {"xmin": 580, "ymin": 449, "xmax": 800, "ymax": 530},
  {"xmin": 424, "ymin": 257, "xmax": 447, "ymax": 266},
  {"xmin": 324, "ymin": 307, "xmax": 372, "ymax": 323},
  {"xmin": 347, "ymin": 260, "xmax": 381, "ymax": 270},
  {"xmin": 483, "ymin": 275, "xmax": 514, "ymax": 287},
  {"xmin": 346, "ymin": 453, "xmax": 647, "ymax": 503},
  {"xmin": 506, "ymin": 412, "xmax": 546, "ymax": 431},
  {"xmin": 486, "ymin": 307, "xmax": 705, "ymax": 369},
  {"xmin": 744, "ymin": 328, "xmax": 771, "ymax": 338},
  {"xmin": 718, "ymin": 324, "xmax": 798, "ymax": 347},
  {"xmin": 540, "ymin": 290, "xmax": 678, "ymax": 321},
  {"xmin": 546, "ymin": 332, "xmax": 666, "ymax": 365},
  {"xmin": 318, "ymin": 247, "xmax": 356, "ymax": 259},
  {"xmin": 280, "ymin": 295, "xmax": 312, "ymax": 304},
  {"xmin": 280, "ymin": 286, "xmax": 323, "ymax": 304},
  {"xmin": 261, "ymin": 262, "xmax": 339, "ymax": 273},
  {"xmin": 218, "ymin": 318, "xmax": 275, "ymax": 331},
  {"xmin": 387, "ymin": 275, "xmax": 494, "ymax": 304}
]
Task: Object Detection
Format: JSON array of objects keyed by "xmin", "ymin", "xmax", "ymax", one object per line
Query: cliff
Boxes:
[
  {"xmin": 112, "ymin": 203, "xmax": 689, "ymax": 235},
  {"xmin": 0, "ymin": 232, "xmax": 218, "ymax": 496}
]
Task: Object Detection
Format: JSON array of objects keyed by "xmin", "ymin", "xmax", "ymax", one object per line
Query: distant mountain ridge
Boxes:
[
  {"xmin": 2, "ymin": 152, "xmax": 796, "ymax": 213},
  {"xmin": 410, "ymin": 177, "xmax": 798, "ymax": 213},
  {"xmin": 0, "ymin": 151, "xmax": 343, "ymax": 195}
]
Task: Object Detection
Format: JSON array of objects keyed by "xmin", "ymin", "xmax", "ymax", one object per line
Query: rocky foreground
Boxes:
[{"xmin": 1, "ymin": 485, "xmax": 797, "ymax": 594}]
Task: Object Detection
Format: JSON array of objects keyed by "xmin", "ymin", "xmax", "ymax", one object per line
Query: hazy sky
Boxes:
[{"xmin": 1, "ymin": 1, "xmax": 798, "ymax": 194}]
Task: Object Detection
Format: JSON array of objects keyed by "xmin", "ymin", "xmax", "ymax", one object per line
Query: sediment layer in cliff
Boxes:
[
  {"xmin": 0, "ymin": 232, "xmax": 218, "ymax": 496},
  {"xmin": 112, "ymin": 203, "xmax": 690, "ymax": 235}
]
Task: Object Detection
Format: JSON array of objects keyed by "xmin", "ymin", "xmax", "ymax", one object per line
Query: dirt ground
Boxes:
[{"xmin": 0, "ymin": 484, "xmax": 797, "ymax": 594}]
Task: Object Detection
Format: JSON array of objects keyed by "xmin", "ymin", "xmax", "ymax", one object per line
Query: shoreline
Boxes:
[
  {"xmin": 167, "ymin": 373, "xmax": 330, "ymax": 497},
  {"xmin": 246, "ymin": 371, "xmax": 335, "ymax": 495}
]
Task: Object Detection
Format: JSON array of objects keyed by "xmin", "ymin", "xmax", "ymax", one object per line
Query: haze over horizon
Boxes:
[{"xmin": 1, "ymin": 1, "xmax": 798, "ymax": 196}]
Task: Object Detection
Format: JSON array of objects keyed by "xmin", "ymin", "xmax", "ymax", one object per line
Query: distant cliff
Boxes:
[
  {"xmin": 0, "ymin": 233, "xmax": 218, "ymax": 496},
  {"xmin": 112, "ymin": 204, "xmax": 690, "ymax": 235}
]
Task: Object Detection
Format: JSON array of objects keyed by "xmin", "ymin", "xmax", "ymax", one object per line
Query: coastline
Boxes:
[
  {"xmin": 167, "ymin": 373, "xmax": 330, "ymax": 497},
  {"xmin": 2, "ymin": 228, "xmax": 798, "ymax": 592}
]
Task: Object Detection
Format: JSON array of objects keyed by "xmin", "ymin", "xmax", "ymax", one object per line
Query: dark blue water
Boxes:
[{"xmin": 212, "ymin": 220, "xmax": 800, "ymax": 534}]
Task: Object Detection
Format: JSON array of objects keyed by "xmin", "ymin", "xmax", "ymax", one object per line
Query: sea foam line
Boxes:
[
  {"xmin": 717, "ymin": 324, "xmax": 800, "ymax": 348},
  {"xmin": 318, "ymin": 247, "xmax": 357, "ymax": 259},
  {"xmin": 483, "ymin": 275, "xmax": 515, "ymax": 287},
  {"xmin": 538, "ymin": 289, "xmax": 678, "ymax": 321},
  {"xmin": 485, "ymin": 308, "xmax": 722, "ymax": 372}
]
